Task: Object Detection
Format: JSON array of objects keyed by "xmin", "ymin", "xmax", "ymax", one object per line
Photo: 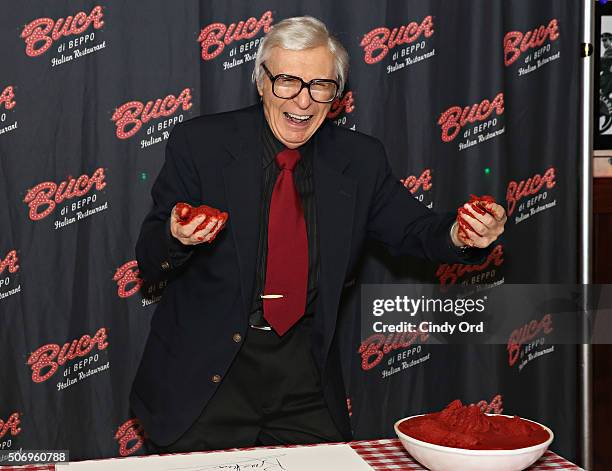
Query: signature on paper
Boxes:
[{"xmin": 173, "ymin": 454, "xmax": 288, "ymax": 471}]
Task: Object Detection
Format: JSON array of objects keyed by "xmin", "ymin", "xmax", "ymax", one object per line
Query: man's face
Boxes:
[
  {"xmin": 604, "ymin": 37, "xmax": 612, "ymax": 50},
  {"xmin": 258, "ymin": 46, "xmax": 336, "ymax": 149}
]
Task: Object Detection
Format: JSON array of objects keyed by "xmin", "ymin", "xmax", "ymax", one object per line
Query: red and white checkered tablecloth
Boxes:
[
  {"xmin": 349, "ymin": 439, "xmax": 583, "ymax": 471},
  {"xmin": 0, "ymin": 466, "xmax": 55, "ymax": 471},
  {"xmin": 1, "ymin": 439, "xmax": 583, "ymax": 470}
]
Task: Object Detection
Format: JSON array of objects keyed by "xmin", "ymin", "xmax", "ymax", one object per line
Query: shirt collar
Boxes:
[{"xmin": 262, "ymin": 119, "xmax": 314, "ymax": 170}]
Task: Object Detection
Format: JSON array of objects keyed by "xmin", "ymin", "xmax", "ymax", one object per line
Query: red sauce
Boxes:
[
  {"xmin": 174, "ymin": 202, "xmax": 228, "ymax": 242},
  {"xmin": 398, "ymin": 400, "xmax": 550, "ymax": 450}
]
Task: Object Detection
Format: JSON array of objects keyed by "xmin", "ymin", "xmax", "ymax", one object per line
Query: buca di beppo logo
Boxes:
[
  {"xmin": 23, "ymin": 168, "xmax": 106, "ymax": 221},
  {"xmin": 115, "ymin": 419, "xmax": 146, "ymax": 456},
  {"xmin": 198, "ymin": 11, "xmax": 273, "ymax": 61},
  {"xmin": 358, "ymin": 331, "xmax": 429, "ymax": 371},
  {"xmin": 401, "ymin": 169, "xmax": 432, "ymax": 194},
  {"xmin": 27, "ymin": 328, "xmax": 108, "ymax": 383},
  {"xmin": 436, "ymin": 245, "xmax": 504, "ymax": 287},
  {"xmin": 0, "ymin": 413, "xmax": 22, "ymax": 440},
  {"xmin": 112, "ymin": 88, "xmax": 192, "ymax": 140},
  {"xmin": 504, "ymin": 19, "xmax": 560, "ymax": 67},
  {"xmin": 438, "ymin": 93, "xmax": 504, "ymax": 143},
  {"xmin": 113, "ymin": 261, "xmax": 143, "ymax": 298},
  {"xmin": 0, "ymin": 250, "xmax": 19, "ymax": 276},
  {"xmin": 0, "ymin": 86, "xmax": 16, "ymax": 110},
  {"xmin": 473, "ymin": 394, "xmax": 503, "ymax": 414},
  {"xmin": 21, "ymin": 6, "xmax": 104, "ymax": 57},
  {"xmin": 360, "ymin": 15, "xmax": 434, "ymax": 64},
  {"xmin": 327, "ymin": 91, "xmax": 355, "ymax": 120},
  {"xmin": 0, "ymin": 86, "xmax": 18, "ymax": 137},
  {"xmin": 0, "ymin": 250, "xmax": 21, "ymax": 302},
  {"xmin": 507, "ymin": 314, "xmax": 553, "ymax": 368},
  {"xmin": 506, "ymin": 167, "xmax": 556, "ymax": 217}
]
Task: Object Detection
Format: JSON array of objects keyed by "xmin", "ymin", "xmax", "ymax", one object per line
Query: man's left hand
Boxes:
[{"xmin": 451, "ymin": 202, "xmax": 507, "ymax": 248}]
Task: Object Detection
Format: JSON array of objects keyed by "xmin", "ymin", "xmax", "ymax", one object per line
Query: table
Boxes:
[
  {"xmin": 349, "ymin": 439, "xmax": 583, "ymax": 470},
  {"xmin": 3, "ymin": 438, "xmax": 582, "ymax": 470}
]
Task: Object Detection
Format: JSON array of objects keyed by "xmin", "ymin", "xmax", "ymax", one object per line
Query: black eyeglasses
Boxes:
[{"xmin": 261, "ymin": 63, "xmax": 339, "ymax": 103}]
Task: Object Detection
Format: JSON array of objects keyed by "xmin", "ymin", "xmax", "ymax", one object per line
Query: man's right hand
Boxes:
[{"xmin": 170, "ymin": 205, "xmax": 223, "ymax": 245}]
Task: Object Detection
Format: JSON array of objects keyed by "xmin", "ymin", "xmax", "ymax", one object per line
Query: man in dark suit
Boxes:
[{"xmin": 131, "ymin": 16, "xmax": 506, "ymax": 453}]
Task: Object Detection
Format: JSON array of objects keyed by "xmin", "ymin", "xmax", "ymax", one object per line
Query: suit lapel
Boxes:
[
  {"xmin": 313, "ymin": 123, "xmax": 357, "ymax": 368},
  {"xmin": 223, "ymin": 105, "xmax": 263, "ymax": 318}
]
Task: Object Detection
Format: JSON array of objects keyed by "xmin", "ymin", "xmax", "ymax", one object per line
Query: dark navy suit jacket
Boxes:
[{"xmin": 130, "ymin": 104, "xmax": 485, "ymax": 446}]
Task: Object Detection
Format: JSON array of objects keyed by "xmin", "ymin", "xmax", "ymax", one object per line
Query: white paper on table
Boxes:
[{"xmin": 64, "ymin": 443, "xmax": 374, "ymax": 471}]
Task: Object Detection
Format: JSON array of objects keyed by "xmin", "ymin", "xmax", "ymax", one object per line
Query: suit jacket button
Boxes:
[
  {"xmin": 211, "ymin": 374, "xmax": 222, "ymax": 383},
  {"xmin": 232, "ymin": 333, "xmax": 242, "ymax": 343},
  {"xmin": 161, "ymin": 261, "xmax": 170, "ymax": 271}
]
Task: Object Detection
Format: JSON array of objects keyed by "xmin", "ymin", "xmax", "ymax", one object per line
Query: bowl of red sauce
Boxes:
[{"xmin": 394, "ymin": 400, "xmax": 553, "ymax": 471}]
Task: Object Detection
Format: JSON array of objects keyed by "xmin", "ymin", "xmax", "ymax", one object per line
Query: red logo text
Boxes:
[
  {"xmin": 0, "ymin": 86, "xmax": 16, "ymax": 110},
  {"xmin": 113, "ymin": 261, "xmax": 143, "ymax": 298},
  {"xmin": 358, "ymin": 332, "xmax": 429, "ymax": 370},
  {"xmin": 506, "ymin": 167, "xmax": 556, "ymax": 216},
  {"xmin": 504, "ymin": 19, "xmax": 560, "ymax": 67},
  {"xmin": 112, "ymin": 89, "xmax": 192, "ymax": 139},
  {"xmin": 21, "ymin": 6, "xmax": 104, "ymax": 57},
  {"xmin": 401, "ymin": 169, "xmax": 432, "ymax": 194},
  {"xmin": 115, "ymin": 418, "xmax": 146, "ymax": 456},
  {"xmin": 327, "ymin": 91, "xmax": 355, "ymax": 119},
  {"xmin": 360, "ymin": 16, "xmax": 434, "ymax": 64},
  {"xmin": 198, "ymin": 11, "xmax": 273, "ymax": 61},
  {"xmin": 471, "ymin": 394, "xmax": 503, "ymax": 414},
  {"xmin": 438, "ymin": 93, "xmax": 504, "ymax": 143},
  {"xmin": 23, "ymin": 168, "xmax": 106, "ymax": 221},
  {"xmin": 507, "ymin": 314, "xmax": 553, "ymax": 367},
  {"xmin": 27, "ymin": 327, "xmax": 109, "ymax": 383},
  {"xmin": 436, "ymin": 245, "xmax": 504, "ymax": 287},
  {"xmin": 0, "ymin": 250, "xmax": 19, "ymax": 276},
  {"xmin": 0, "ymin": 413, "xmax": 21, "ymax": 439}
]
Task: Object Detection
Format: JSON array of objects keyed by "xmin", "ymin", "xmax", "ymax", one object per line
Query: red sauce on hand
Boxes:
[
  {"xmin": 398, "ymin": 400, "xmax": 550, "ymax": 450},
  {"xmin": 175, "ymin": 202, "xmax": 228, "ymax": 242},
  {"xmin": 456, "ymin": 194, "xmax": 497, "ymax": 244}
]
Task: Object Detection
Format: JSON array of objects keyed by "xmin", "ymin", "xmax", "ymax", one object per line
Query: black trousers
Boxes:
[{"xmin": 146, "ymin": 316, "xmax": 343, "ymax": 453}]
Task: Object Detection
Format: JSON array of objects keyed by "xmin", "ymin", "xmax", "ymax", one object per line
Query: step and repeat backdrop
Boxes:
[{"xmin": 0, "ymin": 0, "xmax": 580, "ymax": 463}]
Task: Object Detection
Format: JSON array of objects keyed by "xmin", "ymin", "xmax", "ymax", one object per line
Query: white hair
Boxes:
[{"xmin": 252, "ymin": 16, "xmax": 349, "ymax": 96}]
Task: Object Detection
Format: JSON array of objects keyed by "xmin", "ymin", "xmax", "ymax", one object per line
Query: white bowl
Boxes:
[{"xmin": 394, "ymin": 414, "xmax": 554, "ymax": 471}]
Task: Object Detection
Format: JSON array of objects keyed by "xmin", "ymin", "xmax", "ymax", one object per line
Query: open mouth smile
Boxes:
[{"xmin": 283, "ymin": 112, "xmax": 313, "ymax": 125}]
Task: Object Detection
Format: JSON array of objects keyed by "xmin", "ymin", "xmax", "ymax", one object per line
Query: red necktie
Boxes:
[{"xmin": 263, "ymin": 148, "xmax": 308, "ymax": 336}]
